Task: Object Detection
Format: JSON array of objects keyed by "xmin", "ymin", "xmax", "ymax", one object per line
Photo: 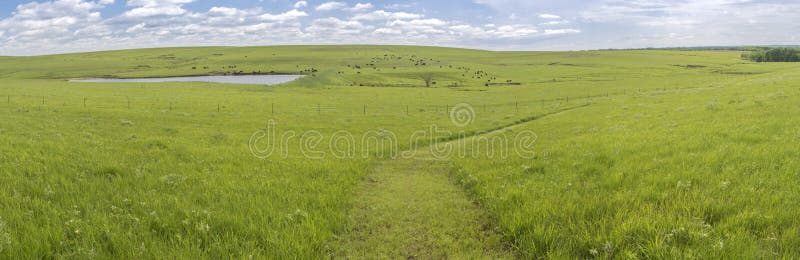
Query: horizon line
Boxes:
[{"xmin": 3, "ymin": 43, "xmax": 798, "ymax": 57}]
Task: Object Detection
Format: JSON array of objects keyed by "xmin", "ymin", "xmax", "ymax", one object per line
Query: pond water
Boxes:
[{"xmin": 71, "ymin": 75, "xmax": 305, "ymax": 85}]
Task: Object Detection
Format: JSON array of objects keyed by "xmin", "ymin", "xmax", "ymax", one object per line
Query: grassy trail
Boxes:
[
  {"xmin": 332, "ymin": 155, "xmax": 512, "ymax": 259},
  {"xmin": 332, "ymin": 103, "xmax": 595, "ymax": 258}
]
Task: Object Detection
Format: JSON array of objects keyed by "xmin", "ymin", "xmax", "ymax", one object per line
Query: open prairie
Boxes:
[{"xmin": 1, "ymin": 45, "xmax": 800, "ymax": 258}]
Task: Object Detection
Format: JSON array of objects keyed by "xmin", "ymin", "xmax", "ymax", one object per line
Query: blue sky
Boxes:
[{"xmin": 0, "ymin": 0, "xmax": 797, "ymax": 55}]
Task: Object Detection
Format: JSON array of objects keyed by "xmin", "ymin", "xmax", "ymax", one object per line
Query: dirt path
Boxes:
[{"xmin": 332, "ymin": 104, "xmax": 592, "ymax": 258}]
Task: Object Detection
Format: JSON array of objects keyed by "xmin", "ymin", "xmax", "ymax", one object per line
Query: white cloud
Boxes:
[
  {"xmin": 306, "ymin": 17, "xmax": 373, "ymax": 36},
  {"xmin": 543, "ymin": 28, "xmax": 579, "ymax": 35},
  {"xmin": 352, "ymin": 10, "xmax": 423, "ymax": 20},
  {"xmin": 7, "ymin": 0, "xmax": 797, "ymax": 55},
  {"xmin": 293, "ymin": 1, "xmax": 308, "ymax": 9},
  {"xmin": 208, "ymin": 7, "xmax": 240, "ymax": 17},
  {"xmin": 260, "ymin": 9, "xmax": 308, "ymax": 22},
  {"xmin": 374, "ymin": 27, "xmax": 402, "ymax": 35},
  {"xmin": 496, "ymin": 25, "xmax": 537, "ymax": 37},
  {"xmin": 571, "ymin": 0, "xmax": 800, "ymax": 49},
  {"xmin": 384, "ymin": 3, "xmax": 414, "ymax": 10},
  {"xmin": 315, "ymin": 2, "xmax": 347, "ymax": 11},
  {"xmin": 539, "ymin": 20, "xmax": 568, "ymax": 26},
  {"xmin": 315, "ymin": 2, "xmax": 374, "ymax": 12},
  {"xmin": 126, "ymin": 22, "xmax": 145, "ymax": 33},
  {"xmin": 124, "ymin": 0, "xmax": 196, "ymax": 17},
  {"xmin": 389, "ymin": 18, "xmax": 447, "ymax": 27},
  {"xmin": 539, "ymin": 13, "xmax": 560, "ymax": 19},
  {"xmin": 0, "ymin": 0, "xmax": 585, "ymax": 55},
  {"xmin": 448, "ymin": 23, "xmax": 543, "ymax": 39},
  {"xmin": 0, "ymin": 0, "xmax": 112, "ymax": 42},
  {"xmin": 348, "ymin": 3, "xmax": 374, "ymax": 12},
  {"xmin": 639, "ymin": 18, "xmax": 699, "ymax": 27}
]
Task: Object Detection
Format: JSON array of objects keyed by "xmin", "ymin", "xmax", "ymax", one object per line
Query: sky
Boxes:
[{"xmin": 0, "ymin": 0, "xmax": 797, "ymax": 55}]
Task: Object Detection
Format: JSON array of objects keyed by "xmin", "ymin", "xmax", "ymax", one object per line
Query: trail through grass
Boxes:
[
  {"xmin": 332, "ymin": 103, "xmax": 595, "ymax": 258},
  {"xmin": 333, "ymin": 154, "xmax": 511, "ymax": 259}
]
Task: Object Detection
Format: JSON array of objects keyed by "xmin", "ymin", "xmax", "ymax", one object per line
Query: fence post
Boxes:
[
  {"xmin": 169, "ymin": 102, "xmax": 172, "ymax": 111},
  {"xmin": 272, "ymin": 103, "xmax": 274, "ymax": 116},
  {"xmin": 127, "ymin": 97, "xmax": 131, "ymax": 109},
  {"xmin": 363, "ymin": 104, "xmax": 366, "ymax": 116},
  {"xmin": 84, "ymin": 97, "xmax": 87, "ymax": 108},
  {"xmin": 406, "ymin": 105, "xmax": 409, "ymax": 115}
]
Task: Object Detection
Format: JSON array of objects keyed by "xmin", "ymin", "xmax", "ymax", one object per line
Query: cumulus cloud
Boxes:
[
  {"xmin": 348, "ymin": 3, "xmax": 374, "ymax": 12},
  {"xmin": 0, "ymin": 0, "xmax": 112, "ymax": 42},
  {"xmin": 124, "ymin": 0, "xmax": 195, "ymax": 17},
  {"xmin": 315, "ymin": 2, "xmax": 347, "ymax": 11},
  {"xmin": 293, "ymin": 1, "xmax": 308, "ymax": 9},
  {"xmin": 260, "ymin": 9, "xmax": 308, "ymax": 22},
  {"xmin": 0, "ymin": 0, "xmax": 588, "ymax": 55},
  {"xmin": 571, "ymin": 0, "xmax": 800, "ymax": 48},
  {"xmin": 543, "ymin": 28, "xmax": 580, "ymax": 35},
  {"xmin": 539, "ymin": 13, "xmax": 560, "ymax": 19},
  {"xmin": 448, "ymin": 23, "xmax": 540, "ymax": 39},
  {"xmin": 389, "ymin": 18, "xmax": 447, "ymax": 27},
  {"xmin": 352, "ymin": 10, "xmax": 423, "ymax": 20},
  {"xmin": 316, "ymin": 2, "xmax": 374, "ymax": 12},
  {"xmin": 374, "ymin": 27, "xmax": 402, "ymax": 35},
  {"xmin": 539, "ymin": 20, "xmax": 568, "ymax": 26},
  {"xmin": 306, "ymin": 17, "xmax": 372, "ymax": 37},
  {"xmin": 1, "ymin": 0, "xmax": 798, "ymax": 55}
]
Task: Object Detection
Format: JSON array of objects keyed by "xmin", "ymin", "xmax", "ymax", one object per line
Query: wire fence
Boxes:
[{"xmin": 1, "ymin": 85, "xmax": 718, "ymax": 118}]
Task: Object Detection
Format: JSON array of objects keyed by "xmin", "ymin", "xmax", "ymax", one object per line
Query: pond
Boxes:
[{"xmin": 70, "ymin": 75, "xmax": 305, "ymax": 85}]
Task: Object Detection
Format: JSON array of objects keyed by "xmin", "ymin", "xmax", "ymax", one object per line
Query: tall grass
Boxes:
[{"xmin": 1, "ymin": 46, "xmax": 798, "ymax": 257}]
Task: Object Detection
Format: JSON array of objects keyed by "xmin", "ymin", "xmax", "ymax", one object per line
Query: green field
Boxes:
[{"xmin": 1, "ymin": 45, "xmax": 799, "ymax": 258}]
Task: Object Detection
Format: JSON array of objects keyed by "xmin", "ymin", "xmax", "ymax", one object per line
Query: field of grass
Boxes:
[{"xmin": 1, "ymin": 45, "xmax": 799, "ymax": 258}]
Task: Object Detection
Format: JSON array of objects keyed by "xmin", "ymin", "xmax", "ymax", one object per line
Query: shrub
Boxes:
[{"xmin": 742, "ymin": 48, "xmax": 800, "ymax": 62}]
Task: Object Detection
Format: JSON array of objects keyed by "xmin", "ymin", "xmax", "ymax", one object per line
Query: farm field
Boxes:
[{"xmin": 1, "ymin": 45, "xmax": 799, "ymax": 258}]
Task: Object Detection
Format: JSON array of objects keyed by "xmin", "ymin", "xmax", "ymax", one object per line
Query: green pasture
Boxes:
[{"xmin": 0, "ymin": 45, "xmax": 798, "ymax": 258}]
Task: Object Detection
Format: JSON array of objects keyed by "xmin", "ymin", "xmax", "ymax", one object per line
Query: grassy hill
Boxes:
[{"xmin": 1, "ymin": 45, "xmax": 799, "ymax": 258}]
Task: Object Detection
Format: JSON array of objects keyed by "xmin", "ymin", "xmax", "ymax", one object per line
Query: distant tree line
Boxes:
[{"xmin": 742, "ymin": 48, "xmax": 800, "ymax": 62}]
